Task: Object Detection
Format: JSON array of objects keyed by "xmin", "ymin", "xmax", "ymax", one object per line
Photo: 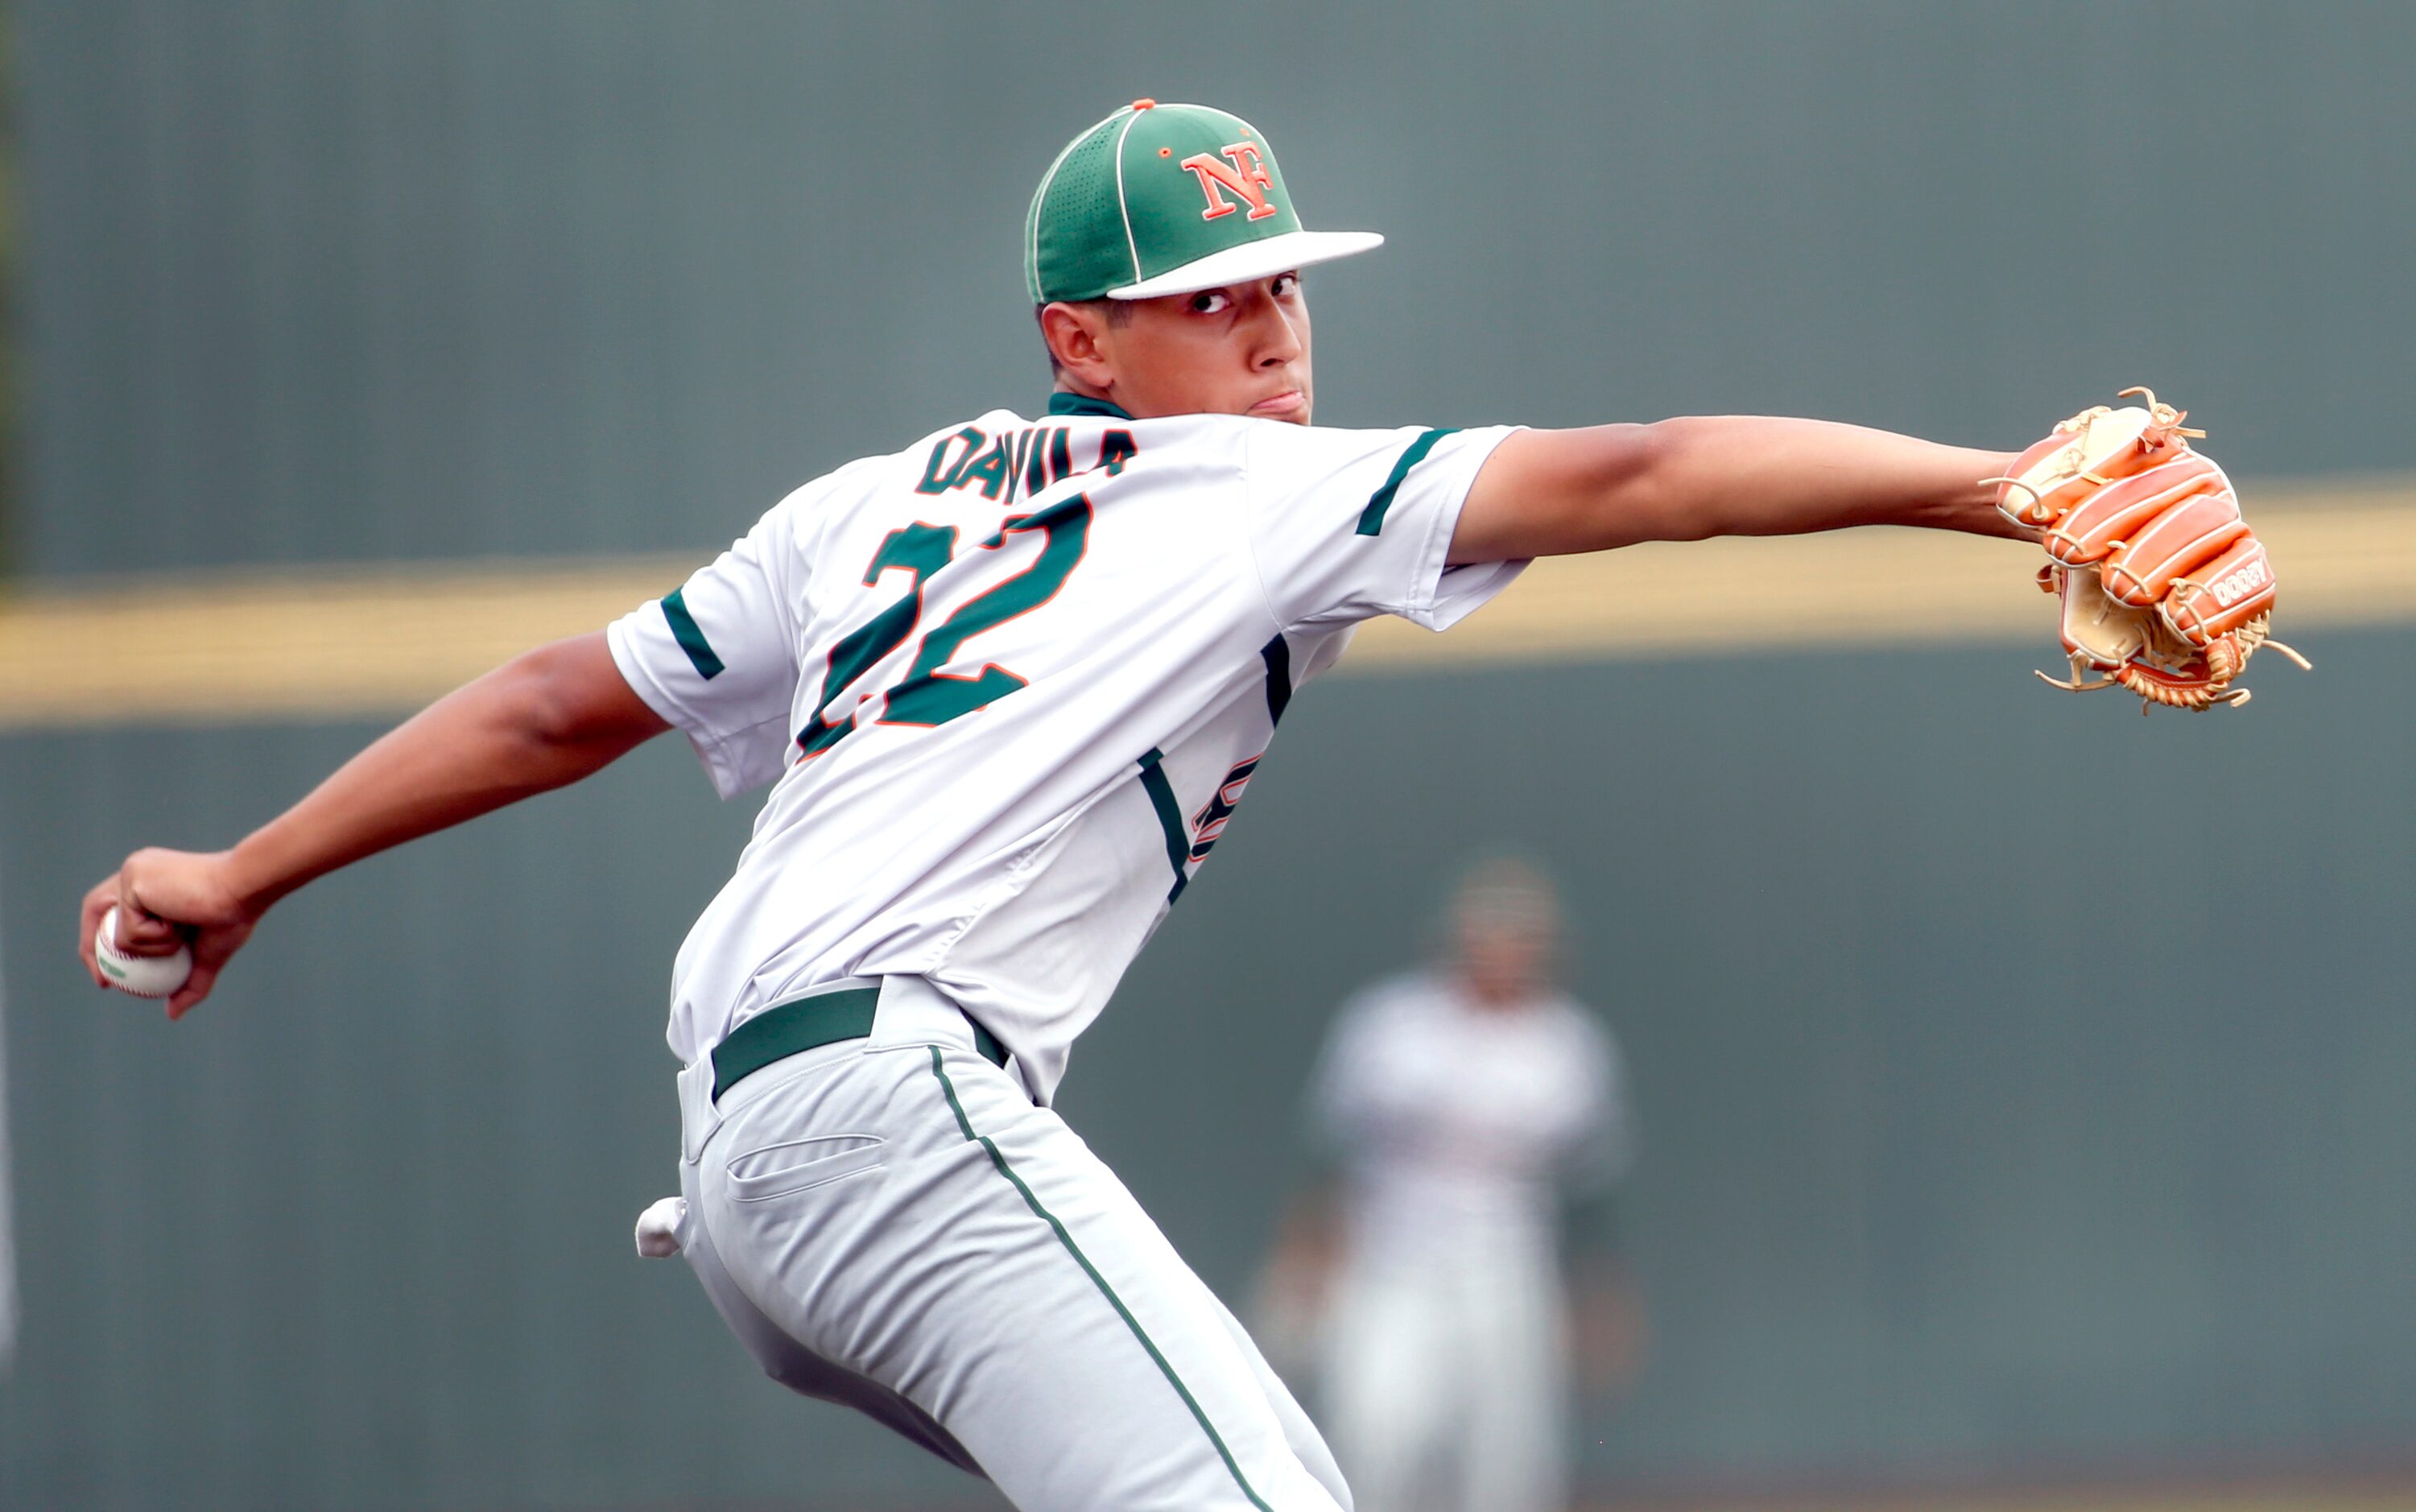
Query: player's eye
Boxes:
[
  {"xmin": 1189, "ymin": 290, "xmax": 1230, "ymax": 315},
  {"xmin": 1271, "ymin": 273, "xmax": 1300, "ymax": 299}
]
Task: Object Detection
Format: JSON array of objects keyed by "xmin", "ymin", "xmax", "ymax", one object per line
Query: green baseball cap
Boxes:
[{"xmin": 1024, "ymin": 99, "xmax": 1384, "ymax": 304}]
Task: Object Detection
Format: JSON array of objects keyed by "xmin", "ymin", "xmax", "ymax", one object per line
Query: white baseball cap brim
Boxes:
[{"xmin": 1107, "ymin": 229, "xmax": 1385, "ymax": 300}]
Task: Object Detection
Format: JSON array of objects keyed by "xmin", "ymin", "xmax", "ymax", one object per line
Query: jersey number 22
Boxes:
[{"xmin": 798, "ymin": 493, "xmax": 1093, "ymax": 758}]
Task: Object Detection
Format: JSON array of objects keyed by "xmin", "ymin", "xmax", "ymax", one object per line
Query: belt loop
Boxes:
[
  {"xmin": 676, "ymin": 1056, "xmax": 720, "ymax": 1164},
  {"xmin": 869, "ymin": 975, "xmax": 980, "ymax": 1054}
]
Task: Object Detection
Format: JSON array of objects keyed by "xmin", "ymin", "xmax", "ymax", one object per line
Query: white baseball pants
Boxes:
[
  {"xmin": 673, "ymin": 976, "xmax": 1351, "ymax": 1511},
  {"xmin": 1320, "ymin": 1241, "xmax": 1569, "ymax": 1512}
]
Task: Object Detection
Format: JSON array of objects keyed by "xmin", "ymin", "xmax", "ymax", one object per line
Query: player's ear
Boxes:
[{"xmin": 1039, "ymin": 301, "xmax": 1117, "ymax": 390}]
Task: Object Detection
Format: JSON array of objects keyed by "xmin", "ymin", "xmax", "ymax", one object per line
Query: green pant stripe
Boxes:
[
  {"xmin": 934, "ymin": 1047, "xmax": 980, "ymax": 1142},
  {"xmin": 925, "ymin": 1047, "xmax": 1273, "ymax": 1512}
]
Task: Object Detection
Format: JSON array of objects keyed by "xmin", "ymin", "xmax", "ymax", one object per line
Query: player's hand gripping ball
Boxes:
[
  {"xmin": 1988, "ymin": 387, "xmax": 2310, "ymax": 712},
  {"xmin": 94, "ymin": 905, "xmax": 194, "ymax": 998}
]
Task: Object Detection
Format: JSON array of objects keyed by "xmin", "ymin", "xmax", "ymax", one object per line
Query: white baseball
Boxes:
[{"xmin": 95, "ymin": 905, "xmax": 193, "ymax": 998}]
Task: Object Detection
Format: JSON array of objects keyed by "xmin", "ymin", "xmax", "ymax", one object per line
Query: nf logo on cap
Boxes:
[
  {"xmin": 1183, "ymin": 142, "xmax": 1278, "ymax": 221},
  {"xmin": 1024, "ymin": 99, "xmax": 1384, "ymax": 305}
]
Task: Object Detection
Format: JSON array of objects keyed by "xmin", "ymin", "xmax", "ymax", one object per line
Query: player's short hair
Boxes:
[
  {"xmin": 1449, "ymin": 854, "xmax": 1561, "ymax": 935},
  {"xmin": 1036, "ymin": 299, "xmax": 1133, "ymax": 379}
]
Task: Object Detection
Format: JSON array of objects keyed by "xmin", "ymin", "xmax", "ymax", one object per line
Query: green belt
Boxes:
[{"xmin": 710, "ymin": 985, "xmax": 1010, "ymax": 1100}]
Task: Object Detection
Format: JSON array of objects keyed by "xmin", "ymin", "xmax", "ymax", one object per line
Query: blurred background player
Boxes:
[
  {"xmin": 0, "ymin": 878, "xmax": 15, "ymax": 1374},
  {"xmin": 1259, "ymin": 856, "xmax": 1642, "ymax": 1512}
]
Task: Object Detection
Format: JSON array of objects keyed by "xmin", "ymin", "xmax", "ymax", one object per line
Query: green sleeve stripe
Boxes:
[
  {"xmin": 1136, "ymin": 748, "xmax": 1191, "ymax": 903},
  {"xmin": 925, "ymin": 1047, "xmax": 1274, "ymax": 1512},
  {"xmin": 659, "ymin": 589, "xmax": 725, "ymax": 680},
  {"xmin": 1355, "ymin": 427, "xmax": 1461, "ymax": 536}
]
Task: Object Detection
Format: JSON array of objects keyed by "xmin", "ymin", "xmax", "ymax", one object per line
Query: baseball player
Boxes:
[
  {"xmin": 1304, "ymin": 857, "xmax": 1632, "ymax": 1512},
  {"xmin": 76, "ymin": 99, "xmax": 2289, "ymax": 1511}
]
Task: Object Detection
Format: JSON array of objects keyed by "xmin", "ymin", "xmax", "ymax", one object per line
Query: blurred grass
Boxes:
[
  {"xmin": 1595, "ymin": 1489, "xmax": 2416, "ymax": 1512},
  {"xmin": 1662, "ymin": 1488, "xmax": 2416, "ymax": 1498},
  {"xmin": 1654, "ymin": 1502, "xmax": 2416, "ymax": 1511}
]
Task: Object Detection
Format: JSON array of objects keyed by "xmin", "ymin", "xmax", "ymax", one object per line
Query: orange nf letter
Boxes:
[{"xmin": 1179, "ymin": 141, "xmax": 1278, "ymax": 221}]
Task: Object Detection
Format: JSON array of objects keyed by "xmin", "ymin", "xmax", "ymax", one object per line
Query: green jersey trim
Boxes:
[
  {"xmin": 1046, "ymin": 392, "xmax": 1135, "ymax": 421},
  {"xmin": 660, "ymin": 589, "xmax": 726, "ymax": 680},
  {"xmin": 1135, "ymin": 748, "xmax": 1191, "ymax": 903},
  {"xmin": 1355, "ymin": 428, "xmax": 1462, "ymax": 537},
  {"xmin": 924, "ymin": 1047, "xmax": 1274, "ymax": 1512},
  {"xmin": 1259, "ymin": 634, "xmax": 1293, "ymax": 725}
]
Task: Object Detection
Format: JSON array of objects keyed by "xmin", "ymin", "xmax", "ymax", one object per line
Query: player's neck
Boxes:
[{"xmin": 1456, "ymin": 969, "xmax": 1540, "ymax": 1013}]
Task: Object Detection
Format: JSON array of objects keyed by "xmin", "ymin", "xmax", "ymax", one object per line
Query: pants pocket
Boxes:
[{"xmin": 725, "ymin": 1134, "xmax": 886, "ymax": 1202}]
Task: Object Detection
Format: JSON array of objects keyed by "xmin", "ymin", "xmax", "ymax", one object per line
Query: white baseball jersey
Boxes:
[
  {"xmin": 609, "ymin": 395, "xmax": 1523, "ymax": 1101},
  {"xmin": 1311, "ymin": 969, "xmax": 1631, "ymax": 1264}
]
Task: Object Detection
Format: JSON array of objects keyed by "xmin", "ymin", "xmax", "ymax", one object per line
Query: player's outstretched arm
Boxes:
[
  {"xmin": 76, "ymin": 630, "xmax": 671, "ymax": 1018},
  {"xmin": 1448, "ymin": 416, "xmax": 2026, "ymax": 564}
]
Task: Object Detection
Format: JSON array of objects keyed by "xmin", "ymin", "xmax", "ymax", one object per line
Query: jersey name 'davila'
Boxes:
[{"xmin": 918, "ymin": 419, "xmax": 1140, "ymax": 505}]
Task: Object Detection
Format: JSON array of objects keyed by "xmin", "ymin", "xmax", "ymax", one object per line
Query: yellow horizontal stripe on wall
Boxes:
[
  {"xmin": 1, "ymin": 481, "xmax": 2410, "ymax": 731},
  {"xmin": 0, "ymin": 556, "xmax": 700, "ymax": 731},
  {"xmin": 1344, "ymin": 482, "xmax": 2416, "ymax": 671}
]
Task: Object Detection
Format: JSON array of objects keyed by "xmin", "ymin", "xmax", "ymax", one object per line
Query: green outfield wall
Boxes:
[
  {"xmin": 13, "ymin": 0, "xmax": 2416, "ymax": 577},
  {"xmin": 7, "ymin": 2, "xmax": 2415, "ymax": 1507},
  {"xmin": 5, "ymin": 633, "xmax": 2414, "ymax": 1509}
]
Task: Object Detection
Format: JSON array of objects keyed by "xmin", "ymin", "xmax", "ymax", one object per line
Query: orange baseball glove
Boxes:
[{"xmin": 1989, "ymin": 388, "xmax": 2309, "ymax": 711}]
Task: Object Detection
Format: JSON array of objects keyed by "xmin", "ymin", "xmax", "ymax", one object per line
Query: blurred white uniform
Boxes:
[{"xmin": 1311, "ymin": 970, "xmax": 1630, "ymax": 1512}]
